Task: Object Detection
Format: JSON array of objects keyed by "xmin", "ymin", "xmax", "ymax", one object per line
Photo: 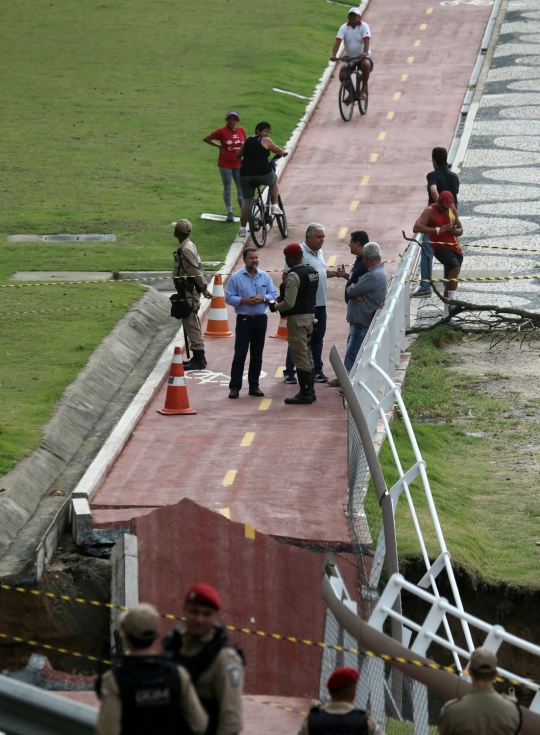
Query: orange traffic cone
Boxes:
[
  {"xmin": 157, "ymin": 347, "xmax": 197, "ymax": 415},
  {"xmin": 270, "ymin": 316, "xmax": 288, "ymax": 340},
  {"xmin": 204, "ymin": 274, "xmax": 232, "ymax": 337}
]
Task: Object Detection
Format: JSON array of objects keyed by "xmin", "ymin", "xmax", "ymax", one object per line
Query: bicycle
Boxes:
[
  {"xmin": 247, "ymin": 157, "xmax": 288, "ymax": 248},
  {"xmin": 337, "ymin": 56, "xmax": 369, "ymax": 122}
]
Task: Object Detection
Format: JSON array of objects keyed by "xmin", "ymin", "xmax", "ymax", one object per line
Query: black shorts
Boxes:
[
  {"xmin": 433, "ymin": 248, "xmax": 463, "ymax": 279},
  {"xmin": 239, "ymin": 171, "xmax": 277, "ymax": 199},
  {"xmin": 341, "ymin": 57, "xmax": 374, "ymax": 74}
]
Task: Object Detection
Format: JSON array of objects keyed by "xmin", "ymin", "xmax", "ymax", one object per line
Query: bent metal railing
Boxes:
[
  {"xmin": 329, "ymin": 239, "xmax": 474, "ymax": 664},
  {"xmin": 324, "ymin": 240, "xmax": 540, "ymax": 731},
  {"xmin": 321, "ymin": 556, "xmax": 540, "ymax": 735}
]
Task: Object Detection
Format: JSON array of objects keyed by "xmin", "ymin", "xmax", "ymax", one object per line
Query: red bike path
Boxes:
[{"xmin": 90, "ymin": 0, "xmax": 493, "ymax": 703}]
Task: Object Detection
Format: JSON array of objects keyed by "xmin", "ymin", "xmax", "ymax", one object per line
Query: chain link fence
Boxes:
[
  {"xmin": 320, "ymin": 242, "xmax": 450, "ymax": 733},
  {"xmin": 319, "ymin": 605, "xmax": 445, "ymax": 734}
]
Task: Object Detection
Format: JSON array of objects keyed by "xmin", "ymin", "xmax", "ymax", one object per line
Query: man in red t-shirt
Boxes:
[
  {"xmin": 413, "ymin": 191, "xmax": 464, "ymax": 318},
  {"xmin": 203, "ymin": 111, "xmax": 246, "ymax": 222}
]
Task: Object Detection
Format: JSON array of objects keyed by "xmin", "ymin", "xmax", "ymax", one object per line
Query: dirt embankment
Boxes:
[{"xmin": 0, "ymin": 535, "xmax": 110, "ymax": 675}]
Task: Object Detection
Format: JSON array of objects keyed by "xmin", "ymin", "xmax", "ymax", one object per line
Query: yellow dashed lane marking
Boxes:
[
  {"xmin": 327, "ymin": 255, "xmax": 337, "ymax": 266},
  {"xmin": 414, "ymin": 40, "xmax": 421, "ymax": 47},
  {"xmin": 387, "ymin": 111, "xmax": 395, "ymax": 120},
  {"xmin": 218, "ymin": 507, "xmax": 231, "ymax": 518},
  {"xmin": 222, "ymin": 470, "xmax": 237, "ymax": 486},
  {"xmin": 370, "ymin": 153, "xmax": 378, "ymax": 163},
  {"xmin": 241, "ymin": 432, "xmax": 255, "ymax": 447},
  {"xmin": 407, "ymin": 56, "xmax": 414, "ymax": 64},
  {"xmin": 420, "ymin": 23, "xmax": 427, "ymax": 30},
  {"xmin": 393, "ymin": 92, "xmax": 401, "ymax": 101},
  {"xmin": 401, "ymin": 74, "xmax": 408, "ymax": 82},
  {"xmin": 349, "ymin": 201, "xmax": 359, "ymax": 212},
  {"xmin": 259, "ymin": 398, "xmax": 272, "ymax": 411},
  {"xmin": 378, "ymin": 132, "xmax": 386, "ymax": 141},
  {"xmin": 426, "ymin": 7, "xmax": 433, "ymax": 14},
  {"xmin": 245, "ymin": 524, "xmax": 256, "ymax": 539},
  {"xmin": 338, "ymin": 227, "xmax": 348, "ymax": 239},
  {"xmin": 275, "ymin": 366, "xmax": 285, "ymax": 378},
  {"xmin": 361, "ymin": 175, "xmax": 370, "ymax": 185}
]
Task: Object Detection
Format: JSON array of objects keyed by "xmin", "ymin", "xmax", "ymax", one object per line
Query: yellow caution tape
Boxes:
[
  {"xmin": 0, "ymin": 630, "xmax": 111, "ymax": 665},
  {"xmin": 0, "ymin": 583, "xmax": 537, "ymax": 691},
  {"xmin": 409, "ymin": 274, "xmax": 540, "ymax": 283}
]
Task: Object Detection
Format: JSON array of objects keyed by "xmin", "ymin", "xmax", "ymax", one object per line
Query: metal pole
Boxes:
[
  {"xmin": 0, "ymin": 674, "xmax": 97, "ymax": 735},
  {"xmin": 329, "ymin": 345, "xmax": 402, "ymax": 645}
]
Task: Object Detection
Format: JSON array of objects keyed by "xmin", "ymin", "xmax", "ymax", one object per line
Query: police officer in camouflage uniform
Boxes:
[
  {"xmin": 172, "ymin": 219, "xmax": 213, "ymax": 371},
  {"xmin": 95, "ymin": 603, "xmax": 208, "ymax": 735},
  {"xmin": 298, "ymin": 667, "xmax": 384, "ymax": 735},
  {"xmin": 438, "ymin": 648, "xmax": 522, "ymax": 735},
  {"xmin": 270, "ymin": 243, "xmax": 319, "ymax": 405},
  {"xmin": 162, "ymin": 583, "xmax": 244, "ymax": 735}
]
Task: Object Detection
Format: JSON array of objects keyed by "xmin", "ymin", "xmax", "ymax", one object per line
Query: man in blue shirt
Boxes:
[{"xmin": 225, "ymin": 248, "xmax": 277, "ymax": 399}]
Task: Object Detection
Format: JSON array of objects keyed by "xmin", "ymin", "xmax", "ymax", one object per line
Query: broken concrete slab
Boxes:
[{"xmin": 130, "ymin": 498, "xmax": 359, "ymax": 699}]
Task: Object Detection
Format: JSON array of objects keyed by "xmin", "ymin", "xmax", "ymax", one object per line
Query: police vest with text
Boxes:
[
  {"xmin": 280, "ymin": 264, "xmax": 319, "ymax": 316},
  {"xmin": 307, "ymin": 706, "xmax": 369, "ymax": 735},
  {"xmin": 163, "ymin": 625, "xmax": 244, "ymax": 735},
  {"xmin": 110, "ymin": 655, "xmax": 188, "ymax": 735}
]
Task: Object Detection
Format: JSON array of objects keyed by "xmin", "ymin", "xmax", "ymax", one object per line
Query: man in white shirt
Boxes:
[
  {"xmin": 330, "ymin": 7, "xmax": 373, "ymax": 100},
  {"xmin": 282, "ymin": 223, "xmax": 344, "ymax": 385}
]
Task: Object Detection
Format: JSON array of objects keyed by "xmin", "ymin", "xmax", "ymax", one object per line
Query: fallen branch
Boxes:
[{"xmin": 407, "ymin": 287, "xmax": 540, "ymax": 336}]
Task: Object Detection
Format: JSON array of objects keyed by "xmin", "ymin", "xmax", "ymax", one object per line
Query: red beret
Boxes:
[
  {"xmin": 283, "ymin": 243, "xmax": 303, "ymax": 257},
  {"xmin": 327, "ymin": 667, "xmax": 359, "ymax": 691},
  {"xmin": 184, "ymin": 583, "xmax": 222, "ymax": 610}
]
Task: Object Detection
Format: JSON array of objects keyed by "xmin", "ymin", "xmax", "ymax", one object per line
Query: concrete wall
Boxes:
[{"xmin": 0, "ymin": 289, "xmax": 179, "ymax": 581}]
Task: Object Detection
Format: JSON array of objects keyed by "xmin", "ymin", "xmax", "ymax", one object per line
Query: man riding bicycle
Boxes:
[
  {"xmin": 330, "ymin": 7, "xmax": 372, "ymax": 101},
  {"xmin": 236, "ymin": 122, "xmax": 288, "ymax": 238}
]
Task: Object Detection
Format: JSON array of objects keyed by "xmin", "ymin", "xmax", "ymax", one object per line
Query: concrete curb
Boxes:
[
  {"xmin": 448, "ymin": 0, "xmax": 505, "ymax": 167},
  {"xmin": 110, "ymin": 533, "xmax": 139, "ymax": 654}
]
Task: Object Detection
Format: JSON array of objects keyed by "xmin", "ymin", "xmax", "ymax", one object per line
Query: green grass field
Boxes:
[
  {"xmin": 0, "ymin": 0, "xmax": 343, "ymax": 474},
  {"xmin": 371, "ymin": 330, "xmax": 540, "ymax": 588}
]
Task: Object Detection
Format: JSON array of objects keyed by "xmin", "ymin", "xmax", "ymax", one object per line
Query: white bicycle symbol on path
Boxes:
[
  {"xmin": 441, "ymin": 0, "xmax": 493, "ymax": 5},
  {"xmin": 185, "ymin": 369, "xmax": 268, "ymax": 387}
]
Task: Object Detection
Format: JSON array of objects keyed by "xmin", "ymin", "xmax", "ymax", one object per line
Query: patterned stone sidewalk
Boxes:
[{"xmin": 415, "ymin": 0, "xmax": 540, "ymax": 324}]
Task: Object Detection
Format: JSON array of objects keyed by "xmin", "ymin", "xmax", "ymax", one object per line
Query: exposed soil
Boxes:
[
  {"xmin": 401, "ymin": 557, "xmax": 540, "ymax": 706},
  {"xmin": 0, "ymin": 534, "xmax": 110, "ymax": 675}
]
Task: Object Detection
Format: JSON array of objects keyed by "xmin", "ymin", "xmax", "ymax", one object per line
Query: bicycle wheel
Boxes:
[
  {"xmin": 248, "ymin": 198, "xmax": 267, "ymax": 248},
  {"xmin": 276, "ymin": 195, "xmax": 288, "ymax": 238},
  {"xmin": 338, "ymin": 80, "xmax": 355, "ymax": 122},
  {"xmin": 358, "ymin": 86, "xmax": 369, "ymax": 115}
]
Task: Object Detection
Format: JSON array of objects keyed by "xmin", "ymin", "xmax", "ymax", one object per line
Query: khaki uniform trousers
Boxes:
[
  {"xmin": 182, "ymin": 291, "xmax": 205, "ymax": 351},
  {"xmin": 287, "ymin": 313, "xmax": 314, "ymax": 373}
]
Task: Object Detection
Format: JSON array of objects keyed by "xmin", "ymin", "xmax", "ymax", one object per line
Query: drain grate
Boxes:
[{"xmin": 6, "ymin": 234, "xmax": 117, "ymax": 243}]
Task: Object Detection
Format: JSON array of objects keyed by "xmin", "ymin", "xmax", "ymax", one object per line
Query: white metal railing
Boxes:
[
  {"xmin": 347, "ymin": 241, "xmax": 475, "ymax": 670},
  {"xmin": 371, "ymin": 573, "xmax": 540, "ymax": 715}
]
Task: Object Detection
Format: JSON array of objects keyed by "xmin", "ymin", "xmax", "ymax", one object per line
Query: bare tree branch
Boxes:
[{"xmin": 406, "ymin": 286, "xmax": 540, "ymax": 336}]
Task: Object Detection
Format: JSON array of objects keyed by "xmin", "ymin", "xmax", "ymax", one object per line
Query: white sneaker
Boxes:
[
  {"xmin": 271, "ymin": 204, "xmax": 283, "ymax": 215},
  {"xmin": 238, "ymin": 227, "xmax": 247, "ymax": 237}
]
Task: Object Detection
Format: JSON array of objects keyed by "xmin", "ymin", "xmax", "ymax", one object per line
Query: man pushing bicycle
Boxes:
[{"xmin": 330, "ymin": 7, "xmax": 373, "ymax": 101}]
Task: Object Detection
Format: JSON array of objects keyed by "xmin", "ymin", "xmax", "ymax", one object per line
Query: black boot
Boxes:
[
  {"xmin": 311, "ymin": 372, "xmax": 316, "ymax": 402},
  {"xmin": 183, "ymin": 350, "xmax": 207, "ymax": 371},
  {"xmin": 284, "ymin": 369, "xmax": 313, "ymax": 405}
]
